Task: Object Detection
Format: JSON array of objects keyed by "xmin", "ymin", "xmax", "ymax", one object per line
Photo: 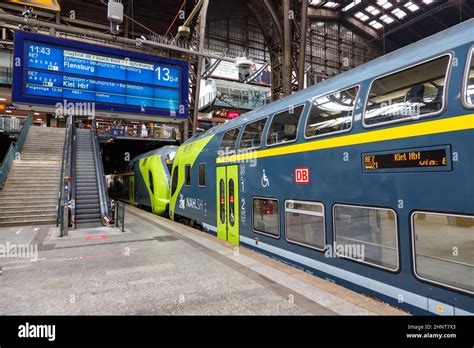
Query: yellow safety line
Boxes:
[{"xmin": 216, "ymin": 114, "xmax": 474, "ymax": 164}]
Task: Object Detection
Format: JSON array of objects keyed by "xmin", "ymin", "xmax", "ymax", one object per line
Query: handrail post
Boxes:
[
  {"xmin": 62, "ymin": 176, "xmax": 69, "ymax": 237},
  {"xmin": 121, "ymin": 202, "xmax": 125, "ymax": 232},
  {"xmin": 115, "ymin": 201, "xmax": 124, "ymax": 232}
]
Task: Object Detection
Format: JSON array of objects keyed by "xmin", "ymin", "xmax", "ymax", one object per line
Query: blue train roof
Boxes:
[
  {"xmin": 131, "ymin": 145, "xmax": 179, "ymax": 163},
  {"xmin": 187, "ymin": 18, "xmax": 474, "ymax": 144}
]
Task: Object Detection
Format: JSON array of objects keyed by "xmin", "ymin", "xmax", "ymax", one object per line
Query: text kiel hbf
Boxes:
[{"xmin": 393, "ymin": 152, "xmax": 421, "ymax": 161}]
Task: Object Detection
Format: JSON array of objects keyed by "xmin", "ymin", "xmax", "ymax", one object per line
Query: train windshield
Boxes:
[{"xmin": 165, "ymin": 151, "xmax": 176, "ymax": 174}]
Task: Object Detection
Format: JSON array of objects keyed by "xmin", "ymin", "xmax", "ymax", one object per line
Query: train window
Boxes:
[
  {"xmin": 219, "ymin": 179, "xmax": 225, "ymax": 224},
  {"xmin": 333, "ymin": 205, "xmax": 399, "ymax": 271},
  {"xmin": 364, "ymin": 55, "xmax": 451, "ymax": 126},
  {"xmin": 198, "ymin": 163, "xmax": 206, "ymax": 187},
  {"xmin": 285, "ymin": 200, "xmax": 325, "ymax": 250},
  {"xmin": 229, "ymin": 179, "xmax": 235, "ymax": 227},
  {"xmin": 148, "ymin": 171, "xmax": 154, "ymax": 195},
  {"xmin": 171, "ymin": 167, "xmax": 178, "ymax": 196},
  {"xmin": 219, "ymin": 128, "xmax": 241, "ymax": 156},
  {"xmin": 253, "ymin": 198, "xmax": 279, "ymax": 237},
  {"xmin": 465, "ymin": 48, "xmax": 474, "ymax": 107},
  {"xmin": 305, "ymin": 86, "xmax": 359, "ymax": 138},
  {"xmin": 412, "ymin": 212, "xmax": 474, "ymax": 293},
  {"xmin": 239, "ymin": 118, "xmax": 267, "ymax": 150},
  {"xmin": 267, "ymin": 105, "xmax": 305, "ymax": 146},
  {"xmin": 185, "ymin": 164, "xmax": 191, "ymax": 186}
]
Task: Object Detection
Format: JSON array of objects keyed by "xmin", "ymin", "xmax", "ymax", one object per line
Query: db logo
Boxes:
[{"xmin": 294, "ymin": 168, "xmax": 310, "ymax": 184}]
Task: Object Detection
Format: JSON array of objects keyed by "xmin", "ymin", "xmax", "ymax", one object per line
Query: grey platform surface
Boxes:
[{"xmin": 0, "ymin": 205, "xmax": 406, "ymax": 315}]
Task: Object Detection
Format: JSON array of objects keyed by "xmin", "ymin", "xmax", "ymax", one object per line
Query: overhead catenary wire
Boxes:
[{"xmin": 165, "ymin": 0, "xmax": 187, "ymax": 37}]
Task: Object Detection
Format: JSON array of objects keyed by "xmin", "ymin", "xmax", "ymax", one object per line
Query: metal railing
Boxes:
[
  {"xmin": 0, "ymin": 67, "xmax": 12, "ymax": 86},
  {"xmin": 0, "ymin": 116, "xmax": 21, "ymax": 133},
  {"xmin": 115, "ymin": 201, "xmax": 125, "ymax": 232},
  {"xmin": 97, "ymin": 126, "xmax": 178, "ymax": 141},
  {"xmin": 92, "ymin": 119, "xmax": 111, "ymax": 225},
  {"xmin": 199, "ymin": 91, "xmax": 217, "ymax": 110},
  {"xmin": 56, "ymin": 115, "xmax": 74, "ymax": 236},
  {"xmin": 214, "ymin": 91, "xmax": 269, "ymax": 109},
  {"xmin": 11, "ymin": 117, "xmax": 30, "ymax": 156},
  {"xmin": 0, "ymin": 116, "xmax": 32, "ymax": 190},
  {"xmin": 199, "ymin": 90, "xmax": 270, "ymax": 111}
]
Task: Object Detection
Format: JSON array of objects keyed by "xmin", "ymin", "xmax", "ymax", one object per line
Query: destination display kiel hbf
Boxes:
[{"xmin": 364, "ymin": 149, "xmax": 448, "ymax": 171}]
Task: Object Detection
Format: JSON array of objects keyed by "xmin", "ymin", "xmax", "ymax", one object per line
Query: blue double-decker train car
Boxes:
[{"xmin": 168, "ymin": 19, "xmax": 474, "ymax": 315}]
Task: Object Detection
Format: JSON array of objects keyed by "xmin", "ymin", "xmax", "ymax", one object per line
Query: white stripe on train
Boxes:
[
  {"xmin": 200, "ymin": 223, "xmax": 471, "ymax": 315},
  {"xmin": 239, "ymin": 234, "xmax": 471, "ymax": 316}
]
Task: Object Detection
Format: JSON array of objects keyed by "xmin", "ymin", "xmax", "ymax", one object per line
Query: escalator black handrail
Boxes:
[
  {"xmin": 55, "ymin": 122, "xmax": 66, "ymax": 228},
  {"xmin": 91, "ymin": 120, "xmax": 110, "ymax": 223},
  {"xmin": 69, "ymin": 121, "xmax": 76, "ymax": 229},
  {"xmin": 56, "ymin": 115, "xmax": 73, "ymax": 230}
]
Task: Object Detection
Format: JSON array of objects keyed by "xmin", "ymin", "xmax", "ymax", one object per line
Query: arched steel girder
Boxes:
[
  {"xmin": 262, "ymin": 0, "xmax": 283, "ymax": 42},
  {"xmin": 307, "ymin": 7, "xmax": 379, "ymax": 40}
]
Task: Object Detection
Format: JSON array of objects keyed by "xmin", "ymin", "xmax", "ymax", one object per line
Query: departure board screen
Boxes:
[
  {"xmin": 13, "ymin": 32, "xmax": 188, "ymax": 117},
  {"xmin": 364, "ymin": 149, "xmax": 448, "ymax": 171}
]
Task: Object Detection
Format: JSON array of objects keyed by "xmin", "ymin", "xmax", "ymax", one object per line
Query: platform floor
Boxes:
[{"xmin": 0, "ymin": 205, "xmax": 406, "ymax": 315}]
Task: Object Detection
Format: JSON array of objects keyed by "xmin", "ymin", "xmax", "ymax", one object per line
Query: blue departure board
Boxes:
[{"xmin": 13, "ymin": 32, "xmax": 189, "ymax": 118}]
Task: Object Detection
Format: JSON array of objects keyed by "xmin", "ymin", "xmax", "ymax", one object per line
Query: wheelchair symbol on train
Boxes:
[{"xmin": 261, "ymin": 169, "xmax": 270, "ymax": 188}]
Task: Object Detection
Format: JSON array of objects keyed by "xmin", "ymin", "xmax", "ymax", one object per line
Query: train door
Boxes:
[{"xmin": 216, "ymin": 165, "xmax": 239, "ymax": 245}]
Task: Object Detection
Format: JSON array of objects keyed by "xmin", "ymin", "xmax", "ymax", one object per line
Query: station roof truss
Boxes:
[{"xmin": 308, "ymin": 0, "xmax": 474, "ymax": 48}]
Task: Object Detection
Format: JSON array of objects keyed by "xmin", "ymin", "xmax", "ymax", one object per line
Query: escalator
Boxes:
[
  {"xmin": 74, "ymin": 129, "xmax": 102, "ymax": 226},
  {"xmin": 71, "ymin": 122, "xmax": 111, "ymax": 228}
]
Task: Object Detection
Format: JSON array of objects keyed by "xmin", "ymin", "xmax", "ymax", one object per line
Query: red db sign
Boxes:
[{"xmin": 295, "ymin": 168, "xmax": 310, "ymax": 184}]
